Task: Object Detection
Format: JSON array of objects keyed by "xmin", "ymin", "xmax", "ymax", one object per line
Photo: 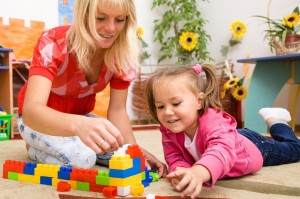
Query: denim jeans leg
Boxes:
[{"xmin": 238, "ymin": 125, "xmax": 300, "ymax": 166}]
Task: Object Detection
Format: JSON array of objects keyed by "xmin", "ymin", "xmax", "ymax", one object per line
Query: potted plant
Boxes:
[
  {"xmin": 254, "ymin": 5, "xmax": 300, "ymax": 54},
  {"xmin": 152, "ymin": 0, "xmax": 212, "ymax": 65}
]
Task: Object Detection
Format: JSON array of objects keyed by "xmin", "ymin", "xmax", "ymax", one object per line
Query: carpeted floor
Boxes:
[{"xmin": 1, "ymin": 129, "xmax": 300, "ymax": 199}]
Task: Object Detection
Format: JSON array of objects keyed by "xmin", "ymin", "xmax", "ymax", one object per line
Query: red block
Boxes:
[
  {"xmin": 57, "ymin": 181, "xmax": 71, "ymax": 192},
  {"xmin": 89, "ymin": 183, "xmax": 106, "ymax": 193},
  {"xmin": 3, "ymin": 160, "xmax": 26, "ymax": 179},
  {"xmin": 103, "ymin": 186, "xmax": 117, "ymax": 198},
  {"xmin": 126, "ymin": 144, "xmax": 143, "ymax": 158},
  {"xmin": 70, "ymin": 168, "xmax": 98, "ymax": 184}
]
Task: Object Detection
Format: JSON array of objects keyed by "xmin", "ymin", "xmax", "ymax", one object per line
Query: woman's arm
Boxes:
[{"xmin": 22, "ymin": 75, "xmax": 124, "ymax": 154}]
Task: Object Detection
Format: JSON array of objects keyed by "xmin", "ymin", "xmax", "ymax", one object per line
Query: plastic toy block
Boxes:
[
  {"xmin": 3, "ymin": 160, "xmax": 26, "ymax": 178},
  {"xmin": 155, "ymin": 196, "xmax": 170, "ymax": 199},
  {"xmin": 109, "ymin": 173, "xmax": 142, "ymax": 187},
  {"xmin": 40, "ymin": 176, "xmax": 52, "ymax": 186},
  {"xmin": 57, "ymin": 181, "xmax": 71, "ymax": 192},
  {"xmin": 35, "ymin": 163, "xmax": 60, "ymax": 178},
  {"xmin": 109, "ymin": 157, "xmax": 141, "ymax": 178},
  {"xmin": 126, "ymin": 144, "xmax": 144, "ymax": 158},
  {"xmin": 70, "ymin": 168, "xmax": 98, "ymax": 184},
  {"xmin": 117, "ymin": 186, "xmax": 131, "ymax": 196},
  {"xmin": 142, "ymin": 179, "xmax": 150, "ymax": 187},
  {"xmin": 76, "ymin": 181, "xmax": 89, "ymax": 191},
  {"xmin": 150, "ymin": 172, "xmax": 159, "ymax": 182},
  {"xmin": 146, "ymin": 194, "xmax": 170, "ymax": 199},
  {"xmin": 19, "ymin": 173, "xmax": 40, "ymax": 184},
  {"xmin": 96, "ymin": 171, "xmax": 110, "ymax": 185},
  {"xmin": 8, "ymin": 171, "xmax": 18, "ymax": 181},
  {"xmin": 103, "ymin": 186, "xmax": 117, "ymax": 198},
  {"xmin": 58, "ymin": 166, "xmax": 72, "ymax": 180},
  {"xmin": 109, "ymin": 154, "xmax": 132, "ymax": 170},
  {"xmin": 24, "ymin": 162, "xmax": 37, "ymax": 175},
  {"xmin": 131, "ymin": 182, "xmax": 144, "ymax": 196},
  {"xmin": 89, "ymin": 183, "xmax": 105, "ymax": 193},
  {"xmin": 52, "ymin": 178, "xmax": 77, "ymax": 189}
]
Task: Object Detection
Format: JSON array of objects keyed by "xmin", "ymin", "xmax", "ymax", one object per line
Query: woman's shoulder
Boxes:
[{"xmin": 41, "ymin": 25, "xmax": 71, "ymax": 40}]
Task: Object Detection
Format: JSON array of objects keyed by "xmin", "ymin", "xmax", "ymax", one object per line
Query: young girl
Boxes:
[
  {"xmin": 17, "ymin": 0, "xmax": 167, "ymax": 177},
  {"xmin": 144, "ymin": 64, "xmax": 300, "ymax": 198}
]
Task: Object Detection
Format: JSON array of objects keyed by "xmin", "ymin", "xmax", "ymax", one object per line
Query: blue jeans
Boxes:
[{"xmin": 237, "ymin": 123, "xmax": 300, "ymax": 166}]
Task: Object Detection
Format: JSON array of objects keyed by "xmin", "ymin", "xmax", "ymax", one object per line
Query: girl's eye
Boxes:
[
  {"xmin": 173, "ymin": 102, "xmax": 181, "ymax": 107},
  {"xmin": 156, "ymin": 105, "xmax": 164, "ymax": 110}
]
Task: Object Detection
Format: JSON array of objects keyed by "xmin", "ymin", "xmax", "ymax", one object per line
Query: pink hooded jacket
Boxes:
[{"xmin": 160, "ymin": 108, "xmax": 263, "ymax": 187}]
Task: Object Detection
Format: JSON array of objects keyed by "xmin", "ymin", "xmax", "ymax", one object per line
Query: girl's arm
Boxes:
[
  {"xmin": 108, "ymin": 88, "xmax": 167, "ymax": 177},
  {"xmin": 22, "ymin": 75, "xmax": 124, "ymax": 154}
]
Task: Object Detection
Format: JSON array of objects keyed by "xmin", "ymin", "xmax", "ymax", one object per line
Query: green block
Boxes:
[
  {"xmin": 96, "ymin": 171, "xmax": 110, "ymax": 185},
  {"xmin": 8, "ymin": 172, "xmax": 18, "ymax": 181},
  {"xmin": 76, "ymin": 181, "xmax": 89, "ymax": 191}
]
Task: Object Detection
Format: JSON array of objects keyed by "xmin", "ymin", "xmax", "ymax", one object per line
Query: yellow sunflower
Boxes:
[
  {"xmin": 137, "ymin": 27, "xmax": 144, "ymax": 39},
  {"xmin": 230, "ymin": 21, "xmax": 247, "ymax": 40},
  {"xmin": 283, "ymin": 12, "xmax": 300, "ymax": 28},
  {"xmin": 179, "ymin": 32, "xmax": 198, "ymax": 51},
  {"xmin": 223, "ymin": 77, "xmax": 240, "ymax": 90},
  {"xmin": 232, "ymin": 86, "xmax": 247, "ymax": 101}
]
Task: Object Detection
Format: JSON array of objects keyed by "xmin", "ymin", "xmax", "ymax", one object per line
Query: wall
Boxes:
[{"xmin": 0, "ymin": 0, "xmax": 299, "ymax": 124}]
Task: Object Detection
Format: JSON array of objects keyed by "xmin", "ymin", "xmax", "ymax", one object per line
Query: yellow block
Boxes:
[
  {"xmin": 18, "ymin": 173, "xmax": 40, "ymax": 184},
  {"xmin": 109, "ymin": 154, "xmax": 132, "ymax": 170},
  {"xmin": 110, "ymin": 173, "xmax": 142, "ymax": 187},
  {"xmin": 35, "ymin": 164, "xmax": 60, "ymax": 178}
]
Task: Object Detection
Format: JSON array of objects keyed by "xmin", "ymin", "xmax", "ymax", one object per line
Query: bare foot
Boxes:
[{"xmin": 26, "ymin": 143, "xmax": 30, "ymax": 151}]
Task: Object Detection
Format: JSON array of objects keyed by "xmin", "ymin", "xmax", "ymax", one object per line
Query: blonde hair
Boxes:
[
  {"xmin": 145, "ymin": 64, "xmax": 223, "ymax": 124},
  {"xmin": 66, "ymin": 0, "xmax": 140, "ymax": 74}
]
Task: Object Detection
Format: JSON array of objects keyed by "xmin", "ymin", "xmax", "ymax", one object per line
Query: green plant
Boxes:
[
  {"xmin": 152, "ymin": 0, "xmax": 212, "ymax": 65},
  {"xmin": 254, "ymin": 6, "xmax": 300, "ymax": 52},
  {"xmin": 137, "ymin": 27, "xmax": 151, "ymax": 63}
]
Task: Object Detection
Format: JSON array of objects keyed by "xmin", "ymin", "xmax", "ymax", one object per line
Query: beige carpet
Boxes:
[{"xmin": 1, "ymin": 129, "xmax": 300, "ymax": 199}]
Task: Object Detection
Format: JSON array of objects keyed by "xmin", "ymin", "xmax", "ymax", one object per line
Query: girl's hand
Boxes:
[
  {"xmin": 74, "ymin": 116, "xmax": 124, "ymax": 154},
  {"xmin": 166, "ymin": 165, "xmax": 211, "ymax": 198},
  {"xmin": 142, "ymin": 148, "xmax": 168, "ymax": 178}
]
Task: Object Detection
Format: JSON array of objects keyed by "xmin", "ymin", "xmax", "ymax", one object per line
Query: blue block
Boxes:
[
  {"xmin": 109, "ymin": 157, "xmax": 142, "ymax": 178},
  {"xmin": 24, "ymin": 162, "xmax": 37, "ymax": 175},
  {"xmin": 58, "ymin": 166, "xmax": 72, "ymax": 180},
  {"xmin": 40, "ymin": 176, "xmax": 52, "ymax": 186}
]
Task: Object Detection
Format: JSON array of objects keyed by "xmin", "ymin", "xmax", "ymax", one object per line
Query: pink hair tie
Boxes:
[{"xmin": 192, "ymin": 64, "xmax": 202, "ymax": 74}]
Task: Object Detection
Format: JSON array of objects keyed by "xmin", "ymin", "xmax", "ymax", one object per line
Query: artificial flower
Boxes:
[
  {"xmin": 283, "ymin": 12, "xmax": 300, "ymax": 29},
  {"xmin": 224, "ymin": 77, "xmax": 239, "ymax": 89},
  {"xmin": 232, "ymin": 86, "xmax": 247, "ymax": 101},
  {"xmin": 230, "ymin": 21, "xmax": 247, "ymax": 40},
  {"xmin": 179, "ymin": 32, "xmax": 198, "ymax": 52}
]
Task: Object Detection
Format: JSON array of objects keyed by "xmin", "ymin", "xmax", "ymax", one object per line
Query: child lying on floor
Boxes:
[{"xmin": 144, "ymin": 64, "xmax": 300, "ymax": 198}]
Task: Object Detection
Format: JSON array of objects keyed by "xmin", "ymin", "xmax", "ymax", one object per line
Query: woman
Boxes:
[{"xmin": 17, "ymin": 0, "xmax": 167, "ymax": 177}]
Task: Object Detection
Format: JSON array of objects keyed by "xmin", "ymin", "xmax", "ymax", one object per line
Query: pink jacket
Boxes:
[{"xmin": 160, "ymin": 108, "xmax": 263, "ymax": 187}]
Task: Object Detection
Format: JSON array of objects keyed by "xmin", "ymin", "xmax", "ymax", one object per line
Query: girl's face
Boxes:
[
  {"xmin": 95, "ymin": 5, "xmax": 127, "ymax": 48},
  {"xmin": 153, "ymin": 77, "xmax": 204, "ymax": 139}
]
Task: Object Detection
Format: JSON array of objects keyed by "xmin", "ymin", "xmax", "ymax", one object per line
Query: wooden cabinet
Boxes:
[{"xmin": 0, "ymin": 48, "xmax": 15, "ymax": 138}]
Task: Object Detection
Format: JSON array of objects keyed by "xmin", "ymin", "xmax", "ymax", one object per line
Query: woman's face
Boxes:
[{"xmin": 95, "ymin": 4, "xmax": 127, "ymax": 48}]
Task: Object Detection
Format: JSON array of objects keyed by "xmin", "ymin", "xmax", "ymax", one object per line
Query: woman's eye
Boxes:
[
  {"xmin": 116, "ymin": 18, "xmax": 126, "ymax": 23},
  {"xmin": 97, "ymin": 17, "xmax": 105, "ymax": 21}
]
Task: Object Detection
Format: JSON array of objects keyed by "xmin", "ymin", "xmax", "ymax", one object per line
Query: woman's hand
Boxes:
[
  {"xmin": 142, "ymin": 148, "xmax": 168, "ymax": 178},
  {"xmin": 166, "ymin": 165, "xmax": 211, "ymax": 198},
  {"xmin": 73, "ymin": 116, "xmax": 124, "ymax": 154}
]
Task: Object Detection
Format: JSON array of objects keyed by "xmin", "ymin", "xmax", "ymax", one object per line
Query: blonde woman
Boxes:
[{"xmin": 17, "ymin": 0, "xmax": 167, "ymax": 177}]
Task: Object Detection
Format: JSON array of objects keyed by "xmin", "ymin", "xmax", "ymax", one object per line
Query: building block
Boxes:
[
  {"xmin": 35, "ymin": 163, "xmax": 60, "ymax": 178},
  {"xmin": 89, "ymin": 183, "xmax": 105, "ymax": 193},
  {"xmin": 52, "ymin": 178, "xmax": 77, "ymax": 189},
  {"xmin": 58, "ymin": 166, "xmax": 72, "ymax": 180},
  {"xmin": 40, "ymin": 176, "xmax": 52, "ymax": 186},
  {"xmin": 7, "ymin": 171, "xmax": 18, "ymax": 181},
  {"xmin": 3, "ymin": 160, "xmax": 26, "ymax": 179},
  {"xmin": 131, "ymin": 182, "xmax": 144, "ymax": 196},
  {"xmin": 109, "ymin": 154, "xmax": 132, "ymax": 170},
  {"xmin": 103, "ymin": 186, "xmax": 117, "ymax": 198},
  {"xmin": 117, "ymin": 186, "xmax": 131, "ymax": 196},
  {"xmin": 110, "ymin": 173, "xmax": 142, "ymax": 187},
  {"xmin": 126, "ymin": 144, "xmax": 144, "ymax": 158},
  {"xmin": 150, "ymin": 172, "xmax": 159, "ymax": 182},
  {"xmin": 57, "ymin": 181, "xmax": 71, "ymax": 192},
  {"xmin": 70, "ymin": 168, "xmax": 98, "ymax": 184},
  {"xmin": 96, "ymin": 171, "xmax": 110, "ymax": 185},
  {"xmin": 19, "ymin": 173, "xmax": 40, "ymax": 184},
  {"xmin": 24, "ymin": 162, "xmax": 37, "ymax": 175},
  {"xmin": 76, "ymin": 181, "xmax": 89, "ymax": 191}
]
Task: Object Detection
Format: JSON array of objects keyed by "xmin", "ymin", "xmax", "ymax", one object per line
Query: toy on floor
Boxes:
[{"xmin": 2, "ymin": 144, "xmax": 158, "ymax": 197}]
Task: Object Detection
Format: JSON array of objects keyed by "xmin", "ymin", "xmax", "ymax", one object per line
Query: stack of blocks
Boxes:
[{"xmin": 2, "ymin": 144, "xmax": 159, "ymax": 197}]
